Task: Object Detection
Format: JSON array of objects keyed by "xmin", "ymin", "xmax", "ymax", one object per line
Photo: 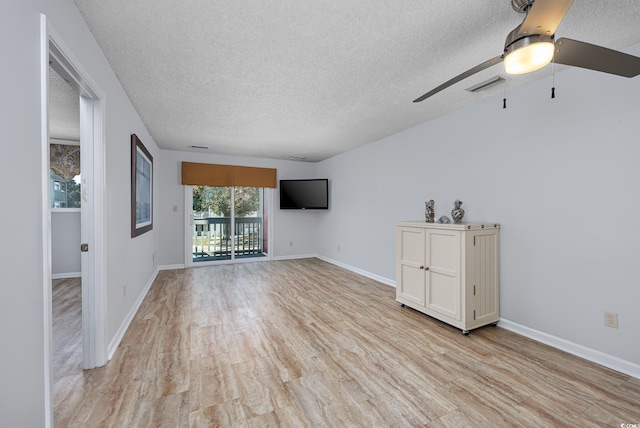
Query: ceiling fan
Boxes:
[{"xmin": 413, "ymin": 0, "xmax": 640, "ymax": 102}]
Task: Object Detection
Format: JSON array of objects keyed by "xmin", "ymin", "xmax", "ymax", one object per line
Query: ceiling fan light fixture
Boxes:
[
  {"xmin": 504, "ymin": 34, "xmax": 554, "ymax": 75},
  {"xmin": 415, "ymin": 0, "xmax": 640, "ymax": 103}
]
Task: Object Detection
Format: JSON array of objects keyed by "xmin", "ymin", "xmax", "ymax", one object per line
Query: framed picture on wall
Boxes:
[{"xmin": 131, "ymin": 134, "xmax": 153, "ymax": 237}]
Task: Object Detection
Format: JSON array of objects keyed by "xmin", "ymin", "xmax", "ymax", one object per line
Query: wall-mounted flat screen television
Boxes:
[{"xmin": 279, "ymin": 179, "xmax": 329, "ymax": 210}]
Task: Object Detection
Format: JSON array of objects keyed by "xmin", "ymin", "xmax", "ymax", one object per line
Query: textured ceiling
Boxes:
[
  {"xmin": 49, "ymin": 66, "xmax": 80, "ymax": 141},
  {"xmin": 60, "ymin": 0, "xmax": 640, "ymax": 161}
]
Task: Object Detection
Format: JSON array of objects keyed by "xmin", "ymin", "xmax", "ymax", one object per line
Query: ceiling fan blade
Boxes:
[
  {"xmin": 413, "ymin": 56, "xmax": 503, "ymax": 103},
  {"xmin": 518, "ymin": 0, "xmax": 573, "ymax": 36},
  {"xmin": 554, "ymin": 38, "xmax": 640, "ymax": 77}
]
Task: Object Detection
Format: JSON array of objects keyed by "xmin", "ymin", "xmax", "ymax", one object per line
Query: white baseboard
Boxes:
[
  {"xmin": 499, "ymin": 318, "xmax": 640, "ymax": 379},
  {"xmin": 107, "ymin": 266, "xmax": 159, "ymax": 359},
  {"xmin": 273, "ymin": 253, "xmax": 396, "ymax": 287},
  {"xmin": 273, "ymin": 253, "xmax": 317, "ymax": 261},
  {"xmin": 315, "ymin": 255, "xmax": 396, "ymax": 288},
  {"xmin": 164, "ymin": 254, "xmax": 392, "ymax": 287},
  {"xmin": 305, "ymin": 258, "xmax": 639, "ymax": 379},
  {"xmin": 52, "ymin": 272, "xmax": 81, "ymax": 279},
  {"xmin": 159, "ymin": 263, "xmax": 185, "ymax": 271}
]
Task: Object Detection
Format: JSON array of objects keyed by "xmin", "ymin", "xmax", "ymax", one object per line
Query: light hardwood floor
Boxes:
[
  {"xmin": 54, "ymin": 258, "xmax": 640, "ymax": 427},
  {"xmin": 52, "ymin": 278, "xmax": 83, "ymax": 383}
]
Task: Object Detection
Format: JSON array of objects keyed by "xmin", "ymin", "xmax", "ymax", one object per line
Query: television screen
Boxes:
[{"xmin": 279, "ymin": 179, "xmax": 329, "ymax": 210}]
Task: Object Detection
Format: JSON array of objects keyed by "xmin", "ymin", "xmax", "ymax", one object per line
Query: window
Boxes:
[
  {"xmin": 50, "ymin": 143, "xmax": 80, "ymax": 209},
  {"xmin": 50, "ymin": 173, "xmax": 81, "ymax": 209}
]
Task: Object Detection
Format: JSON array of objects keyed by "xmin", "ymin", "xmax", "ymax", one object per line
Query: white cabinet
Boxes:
[{"xmin": 396, "ymin": 222, "xmax": 500, "ymax": 334}]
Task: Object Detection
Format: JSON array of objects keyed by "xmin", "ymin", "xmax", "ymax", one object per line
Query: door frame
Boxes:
[{"xmin": 41, "ymin": 14, "xmax": 107, "ymax": 425}]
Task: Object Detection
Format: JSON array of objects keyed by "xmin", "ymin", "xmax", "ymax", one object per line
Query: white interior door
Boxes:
[{"xmin": 46, "ymin": 21, "xmax": 107, "ymax": 372}]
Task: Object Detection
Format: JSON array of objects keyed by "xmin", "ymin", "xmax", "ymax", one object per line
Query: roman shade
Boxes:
[
  {"xmin": 50, "ymin": 143, "xmax": 80, "ymax": 180},
  {"xmin": 181, "ymin": 162, "xmax": 277, "ymax": 188}
]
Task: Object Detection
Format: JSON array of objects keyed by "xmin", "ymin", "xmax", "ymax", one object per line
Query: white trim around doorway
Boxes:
[{"xmin": 41, "ymin": 14, "xmax": 108, "ymax": 428}]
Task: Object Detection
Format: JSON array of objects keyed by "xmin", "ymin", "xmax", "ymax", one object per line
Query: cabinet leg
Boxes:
[
  {"xmin": 462, "ymin": 330, "xmax": 469, "ymax": 335},
  {"xmin": 400, "ymin": 303, "xmax": 405, "ymax": 307}
]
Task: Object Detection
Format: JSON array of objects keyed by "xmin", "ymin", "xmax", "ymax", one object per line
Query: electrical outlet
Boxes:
[
  {"xmin": 604, "ymin": 311, "xmax": 618, "ymax": 328},
  {"xmin": 337, "ymin": 245, "xmax": 340, "ymax": 252},
  {"xmin": 123, "ymin": 285, "xmax": 127, "ymax": 297},
  {"xmin": 289, "ymin": 241, "xmax": 293, "ymax": 247}
]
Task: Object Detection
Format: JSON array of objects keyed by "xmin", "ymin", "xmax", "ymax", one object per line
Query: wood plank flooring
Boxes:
[
  {"xmin": 53, "ymin": 258, "xmax": 640, "ymax": 427},
  {"xmin": 52, "ymin": 278, "xmax": 83, "ymax": 383}
]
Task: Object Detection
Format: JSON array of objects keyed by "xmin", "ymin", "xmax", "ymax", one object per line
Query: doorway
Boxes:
[{"xmin": 42, "ymin": 15, "xmax": 107, "ymax": 425}]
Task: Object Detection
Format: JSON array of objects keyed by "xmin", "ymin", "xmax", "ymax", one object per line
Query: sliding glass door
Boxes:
[{"xmin": 190, "ymin": 185, "xmax": 268, "ymax": 263}]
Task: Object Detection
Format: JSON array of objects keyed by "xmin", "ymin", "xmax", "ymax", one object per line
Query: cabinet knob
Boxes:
[
  {"xmin": 425, "ymin": 266, "xmax": 429, "ymax": 270},
  {"xmin": 419, "ymin": 265, "xmax": 424, "ymax": 269}
]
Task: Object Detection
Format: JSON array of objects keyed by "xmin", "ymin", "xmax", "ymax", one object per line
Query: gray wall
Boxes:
[
  {"xmin": 51, "ymin": 211, "xmax": 81, "ymax": 276},
  {"xmin": 1, "ymin": 2, "xmax": 46, "ymax": 424},
  {"xmin": 157, "ymin": 150, "xmax": 320, "ymax": 265},
  {"xmin": 1, "ymin": 1, "xmax": 160, "ymax": 425},
  {"xmin": 3, "ymin": 0, "xmax": 639, "ymax": 425},
  {"xmin": 316, "ymin": 50, "xmax": 640, "ymax": 367}
]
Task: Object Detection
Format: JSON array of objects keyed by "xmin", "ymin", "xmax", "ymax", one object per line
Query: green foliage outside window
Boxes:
[
  {"xmin": 66, "ymin": 179, "xmax": 81, "ymax": 208},
  {"xmin": 193, "ymin": 185, "xmax": 259, "ymax": 217},
  {"xmin": 51, "ymin": 174, "xmax": 81, "ymax": 208}
]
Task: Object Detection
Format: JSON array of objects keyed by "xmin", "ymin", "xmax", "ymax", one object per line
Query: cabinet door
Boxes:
[
  {"xmin": 396, "ymin": 227, "xmax": 426, "ymax": 306},
  {"xmin": 425, "ymin": 229, "xmax": 461, "ymax": 320},
  {"xmin": 467, "ymin": 232, "xmax": 499, "ymax": 322}
]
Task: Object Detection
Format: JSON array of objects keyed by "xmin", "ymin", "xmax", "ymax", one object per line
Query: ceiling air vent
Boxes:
[{"xmin": 466, "ymin": 76, "xmax": 505, "ymax": 93}]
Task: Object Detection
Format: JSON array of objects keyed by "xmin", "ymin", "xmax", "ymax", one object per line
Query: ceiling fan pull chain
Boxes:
[
  {"xmin": 502, "ymin": 83, "xmax": 507, "ymax": 109},
  {"xmin": 414, "ymin": 1, "xmax": 640, "ymax": 104},
  {"xmin": 551, "ymin": 59, "xmax": 556, "ymax": 99}
]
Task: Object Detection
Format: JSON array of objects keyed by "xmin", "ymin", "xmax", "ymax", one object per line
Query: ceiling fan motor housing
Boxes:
[
  {"xmin": 414, "ymin": 0, "xmax": 640, "ymax": 102},
  {"xmin": 511, "ymin": 0, "xmax": 534, "ymax": 13},
  {"xmin": 504, "ymin": 26, "xmax": 554, "ymax": 55}
]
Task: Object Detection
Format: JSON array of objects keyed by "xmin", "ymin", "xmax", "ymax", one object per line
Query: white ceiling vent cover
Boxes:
[{"xmin": 466, "ymin": 76, "xmax": 506, "ymax": 93}]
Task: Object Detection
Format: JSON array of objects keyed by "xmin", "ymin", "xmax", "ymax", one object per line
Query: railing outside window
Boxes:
[{"xmin": 193, "ymin": 217, "xmax": 262, "ymax": 261}]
